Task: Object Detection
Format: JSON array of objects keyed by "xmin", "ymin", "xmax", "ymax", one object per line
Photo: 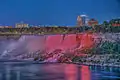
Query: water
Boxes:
[
  {"xmin": 0, "ymin": 62, "xmax": 120, "ymax": 80},
  {"xmin": 0, "ymin": 34, "xmax": 95, "ymax": 60},
  {"xmin": 0, "ymin": 34, "xmax": 120, "ymax": 80}
]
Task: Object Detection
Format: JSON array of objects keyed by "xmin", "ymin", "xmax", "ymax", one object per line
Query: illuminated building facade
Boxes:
[
  {"xmin": 0, "ymin": 26, "xmax": 12, "ymax": 28},
  {"xmin": 15, "ymin": 22, "xmax": 29, "ymax": 28},
  {"xmin": 88, "ymin": 19, "xmax": 98, "ymax": 27},
  {"xmin": 80, "ymin": 15, "xmax": 89, "ymax": 26},
  {"xmin": 110, "ymin": 19, "xmax": 120, "ymax": 27},
  {"xmin": 77, "ymin": 16, "xmax": 83, "ymax": 27},
  {"xmin": 77, "ymin": 15, "xmax": 89, "ymax": 27},
  {"xmin": 0, "ymin": 26, "xmax": 4, "ymax": 28}
]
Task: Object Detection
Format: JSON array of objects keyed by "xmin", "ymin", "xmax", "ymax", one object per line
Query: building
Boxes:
[
  {"xmin": 77, "ymin": 15, "xmax": 89, "ymax": 27},
  {"xmin": 77, "ymin": 16, "xmax": 83, "ymax": 27},
  {"xmin": 80, "ymin": 15, "xmax": 89, "ymax": 26},
  {"xmin": 0, "ymin": 26, "xmax": 12, "ymax": 28},
  {"xmin": 0, "ymin": 26, "xmax": 4, "ymax": 28},
  {"xmin": 15, "ymin": 22, "xmax": 29, "ymax": 28},
  {"xmin": 109, "ymin": 18, "xmax": 120, "ymax": 27},
  {"xmin": 88, "ymin": 19, "xmax": 98, "ymax": 27},
  {"xmin": 4, "ymin": 26, "xmax": 13, "ymax": 28}
]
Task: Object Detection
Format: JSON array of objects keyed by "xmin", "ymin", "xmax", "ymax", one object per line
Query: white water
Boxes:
[{"xmin": 0, "ymin": 33, "xmax": 95, "ymax": 60}]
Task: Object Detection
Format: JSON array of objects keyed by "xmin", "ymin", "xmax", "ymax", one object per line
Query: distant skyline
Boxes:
[{"xmin": 0, "ymin": 0, "xmax": 120, "ymax": 26}]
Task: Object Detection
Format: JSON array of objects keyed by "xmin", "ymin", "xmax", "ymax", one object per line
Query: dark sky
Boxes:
[{"xmin": 0, "ymin": 0, "xmax": 120, "ymax": 26}]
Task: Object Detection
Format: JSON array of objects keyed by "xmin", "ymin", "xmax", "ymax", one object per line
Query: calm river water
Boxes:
[{"xmin": 0, "ymin": 62, "xmax": 120, "ymax": 80}]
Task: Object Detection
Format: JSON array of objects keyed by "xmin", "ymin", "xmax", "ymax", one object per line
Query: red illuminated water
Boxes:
[
  {"xmin": 65, "ymin": 64, "xmax": 78, "ymax": 80},
  {"xmin": 45, "ymin": 35, "xmax": 63, "ymax": 53},
  {"xmin": 81, "ymin": 66, "xmax": 91, "ymax": 80},
  {"xmin": 61, "ymin": 34, "xmax": 78, "ymax": 50},
  {"xmin": 0, "ymin": 63, "xmax": 119, "ymax": 80},
  {"xmin": 45, "ymin": 33, "xmax": 95, "ymax": 53},
  {"xmin": 44, "ymin": 33, "xmax": 95, "ymax": 62}
]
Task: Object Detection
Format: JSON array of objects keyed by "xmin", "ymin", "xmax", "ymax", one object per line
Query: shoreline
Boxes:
[
  {"xmin": 0, "ymin": 60, "xmax": 120, "ymax": 68},
  {"xmin": 72, "ymin": 54, "xmax": 120, "ymax": 68},
  {"xmin": 76, "ymin": 63, "xmax": 120, "ymax": 68}
]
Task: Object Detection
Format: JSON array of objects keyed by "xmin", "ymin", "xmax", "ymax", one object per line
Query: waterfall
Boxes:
[{"xmin": 0, "ymin": 33, "xmax": 96, "ymax": 60}]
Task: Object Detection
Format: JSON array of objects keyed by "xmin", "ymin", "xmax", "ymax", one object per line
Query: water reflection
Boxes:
[
  {"xmin": 0, "ymin": 63, "xmax": 120, "ymax": 80},
  {"xmin": 81, "ymin": 66, "xmax": 90, "ymax": 80},
  {"xmin": 5, "ymin": 65, "xmax": 11, "ymax": 80},
  {"xmin": 64, "ymin": 64, "xmax": 78, "ymax": 80}
]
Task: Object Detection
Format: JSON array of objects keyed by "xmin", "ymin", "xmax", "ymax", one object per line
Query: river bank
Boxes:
[{"xmin": 72, "ymin": 54, "xmax": 120, "ymax": 67}]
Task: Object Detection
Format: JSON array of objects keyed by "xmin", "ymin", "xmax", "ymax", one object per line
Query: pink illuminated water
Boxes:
[
  {"xmin": 61, "ymin": 34, "xmax": 78, "ymax": 50},
  {"xmin": 45, "ymin": 35, "xmax": 63, "ymax": 53},
  {"xmin": 0, "ymin": 33, "xmax": 96, "ymax": 60},
  {"xmin": 45, "ymin": 33, "xmax": 94, "ymax": 53}
]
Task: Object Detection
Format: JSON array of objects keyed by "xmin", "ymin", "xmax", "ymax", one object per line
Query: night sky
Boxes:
[{"xmin": 0, "ymin": 0, "xmax": 120, "ymax": 26}]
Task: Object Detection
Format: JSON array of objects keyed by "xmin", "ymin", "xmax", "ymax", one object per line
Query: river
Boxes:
[
  {"xmin": 0, "ymin": 62, "xmax": 120, "ymax": 80},
  {"xmin": 0, "ymin": 34, "xmax": 120, "ymax": 80}
]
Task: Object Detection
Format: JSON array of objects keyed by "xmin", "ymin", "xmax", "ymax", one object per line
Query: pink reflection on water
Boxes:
[
  {"xmin": 81, "ymin": 66, "xmax": 91, "ymax": 80},
  {"xmin": 64, "ymin": 64, "xmax": 78, "ymax": 80},
  {"xmin": 42, "ymin": 64, "xmax": 91, "ymax": 80}
]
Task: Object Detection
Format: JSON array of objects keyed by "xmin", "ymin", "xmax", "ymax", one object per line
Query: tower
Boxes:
[
  {"xmin": 77, "ymin": 16, "xmax": 83, "ymax": 27},
  {"xmin": 77, "ymin": 15, "xmax": 89, "ymax": 27},
  {"xmin": 80, "ymin": 15, "xmax": 89, "ymax": 26}
]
